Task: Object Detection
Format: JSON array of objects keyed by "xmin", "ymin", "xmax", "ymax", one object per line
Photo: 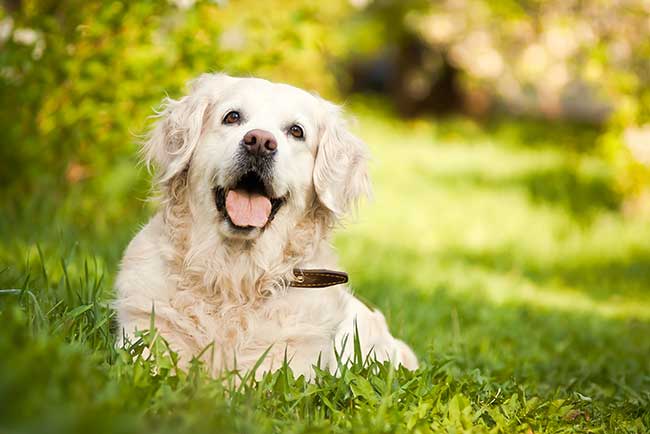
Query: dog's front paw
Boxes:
[{"xmin": 393, "ymin": 338, "xmax": 419, "ymax": 370}]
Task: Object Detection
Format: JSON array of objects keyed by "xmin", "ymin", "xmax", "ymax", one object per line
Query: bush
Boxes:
[{"xmin": 0, "ymin": 0, "xmax": 352, "ymax": 224}]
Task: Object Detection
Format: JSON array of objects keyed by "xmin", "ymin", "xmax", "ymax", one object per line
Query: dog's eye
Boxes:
[
  {"xmin": 223, "ymin": 111, "xmax": 241, "ymax": 125},
  {"xmin": 288, "ymin": 125, "xmax": 304, "ymax": 139}
]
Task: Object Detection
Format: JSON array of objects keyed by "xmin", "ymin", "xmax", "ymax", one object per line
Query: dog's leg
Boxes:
[{"xmin": 331, "ymin": 295, "xmax": 419, "ymax": 371}]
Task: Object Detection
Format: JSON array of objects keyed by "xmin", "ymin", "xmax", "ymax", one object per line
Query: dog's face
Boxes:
[{"xmin": 145, "ymin": 74, "xmax": 370, "ymax": 241}]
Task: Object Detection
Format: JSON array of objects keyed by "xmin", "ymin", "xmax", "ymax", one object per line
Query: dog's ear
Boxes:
[
  {"xmin": 313, "ymin": 102, "xmax": 372, "ymax": 217},
  {"xmin": 143, "ymin": 73, "xmax": 232, "ymax": 184}
]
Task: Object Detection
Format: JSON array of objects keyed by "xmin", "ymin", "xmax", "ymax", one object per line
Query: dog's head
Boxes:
[{"xmin": 144, "ymin": 73, "xmax": 370, "ymax": 241}]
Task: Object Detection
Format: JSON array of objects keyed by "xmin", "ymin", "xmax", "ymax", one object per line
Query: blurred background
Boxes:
[
  {"xmin": 2, "ymin": 0, "xmax": 650, "ymax": 231},
  {"xmin": 2, "ymin": 1, "xmax": 650, "ymax": 432}
]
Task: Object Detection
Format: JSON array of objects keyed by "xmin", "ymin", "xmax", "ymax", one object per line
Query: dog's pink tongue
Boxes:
[{"xmin": 225, "ymin": 189, "xmax": 272, "ymax": 228}]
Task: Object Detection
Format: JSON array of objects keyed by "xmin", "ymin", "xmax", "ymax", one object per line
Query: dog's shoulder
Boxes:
[{"xmin": 115, "ymin": 212, "xmax": 176, "ymax": 301}]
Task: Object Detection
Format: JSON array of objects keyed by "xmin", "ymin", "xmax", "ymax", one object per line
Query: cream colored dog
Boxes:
[{"xmin": 114, "ymin": 73, "xmax": 418, "ymax": 377}]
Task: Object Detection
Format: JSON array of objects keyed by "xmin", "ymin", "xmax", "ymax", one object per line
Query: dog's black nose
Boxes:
[{"xmin": 242, "ymin": 129, "xmax": 277, "ymax": 156}]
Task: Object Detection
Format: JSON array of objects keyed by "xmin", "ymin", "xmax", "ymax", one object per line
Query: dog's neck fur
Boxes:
[{"xmin": 160, "ymin": 172, "xmax": 336, "ymax": 307}]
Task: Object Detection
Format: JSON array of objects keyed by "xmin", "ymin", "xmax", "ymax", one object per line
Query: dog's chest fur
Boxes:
[
  {"xmin": 115, "ymin": 213, "xmax": 349, "ymax": 376},
  {"xmin": 169, "ymin": 284, "xmax": 347, "ymax": 374}
]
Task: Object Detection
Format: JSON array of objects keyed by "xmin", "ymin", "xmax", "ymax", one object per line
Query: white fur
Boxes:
[{"xmin": 114, "ymin": 73, "xmax": 418, "ymax": 378}]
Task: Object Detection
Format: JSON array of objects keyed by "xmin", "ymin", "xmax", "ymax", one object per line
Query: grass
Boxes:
[{"xmin": 1, "ymin": 108, "xmax": 649, "ymax": 433}]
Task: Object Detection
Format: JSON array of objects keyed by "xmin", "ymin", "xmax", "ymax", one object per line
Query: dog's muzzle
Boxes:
[{"xmin": 214, "ymin": 141, "xmax": 285, "ymax": 231}]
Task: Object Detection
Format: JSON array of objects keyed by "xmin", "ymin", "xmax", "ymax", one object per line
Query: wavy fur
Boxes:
[{"xmin": 114, "ymin": 74, "xmax": 417, "ymax": 377}]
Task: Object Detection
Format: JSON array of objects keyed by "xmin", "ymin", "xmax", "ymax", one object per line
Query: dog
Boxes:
[{"xmin": 114, "ymin": 73, "xmax": 418, "ymax": 377}]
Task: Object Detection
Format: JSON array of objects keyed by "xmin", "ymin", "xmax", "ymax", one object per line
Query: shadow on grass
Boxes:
[
  {"xmin": 423, "ymin": 163, "xmax": 621, "ymax": 220},
  {"xmin": 519, "ymin": 166, "xmax": 620, "ymax": 216},
  {"xmin": 345, "ymin": 238, "xmax": 650, "ymax": 402},
  {"xmin": 434, "ymin": 116, "xmax": 602, "ymax": 153},
  {"xmin": 483, "ymin": 117, "xmax": 603, "ymax": 153},
  {"xmin": 436, "ymin": 245, "xmax": 650, "ymax": 302}
]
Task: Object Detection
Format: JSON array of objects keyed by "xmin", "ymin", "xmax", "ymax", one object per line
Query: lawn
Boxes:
[{"xmin": 1, "ymin": 108, "xmax": 649, "ymax": 433}]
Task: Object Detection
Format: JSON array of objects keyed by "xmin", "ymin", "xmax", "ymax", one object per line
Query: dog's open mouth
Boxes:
[{"xmin": 215, "ymin": 171, "xmax": 285, "ymax": 230}]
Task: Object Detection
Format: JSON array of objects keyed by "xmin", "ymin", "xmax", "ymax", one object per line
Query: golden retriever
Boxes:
[{"xmin": 114, "ymin": 73, "xmax": 418, "ymax": 377}]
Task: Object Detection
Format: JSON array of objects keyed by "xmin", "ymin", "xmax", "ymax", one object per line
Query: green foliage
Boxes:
[
  {"xmin": 0, "ymin": 0, "xmax": 351, "ymax": 222},
  {"xmin": 2, "ymin": 110, "xmax": 649, "ymax": 433},
  {"xmin": 3, "ymin": 0, "xmax": 650, "ymax": 210}
]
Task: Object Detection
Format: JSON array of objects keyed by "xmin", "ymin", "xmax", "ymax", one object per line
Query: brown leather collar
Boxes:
[{"xmin": 290, "ymin": 269, "xmax": 348, "ymax": 288}]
